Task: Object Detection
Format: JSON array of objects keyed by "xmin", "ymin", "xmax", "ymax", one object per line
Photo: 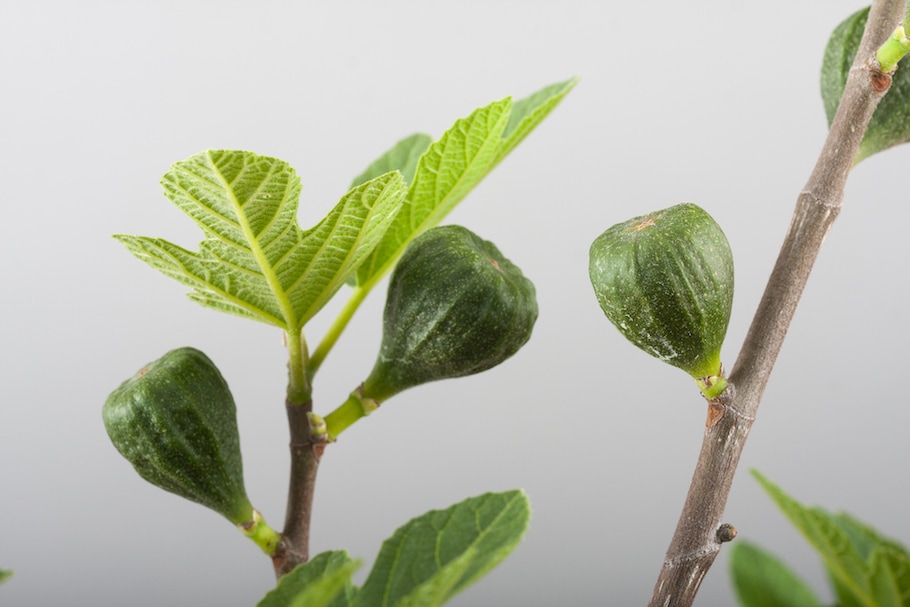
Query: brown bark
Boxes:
[{"xmin": 272, "ymin": 400, "xmax": 327, "ymax": 578}]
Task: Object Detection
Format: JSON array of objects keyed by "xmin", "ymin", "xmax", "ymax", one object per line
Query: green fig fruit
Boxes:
[
  {"xmin": 589, "ymin": 203, "xmax": 734, "ymax": 397},
  {"xmin": 363, "ymin": 225, "xmax": 538, "ymax": 401},
  {"xmin": 103, "ymin": 347, "xmax": 253, "ymax": 524}
]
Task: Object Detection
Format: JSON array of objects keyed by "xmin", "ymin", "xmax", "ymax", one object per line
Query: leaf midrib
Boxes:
[{"xmin": 208, "ymin": 151, "xmax": 298, "ymax": 333}]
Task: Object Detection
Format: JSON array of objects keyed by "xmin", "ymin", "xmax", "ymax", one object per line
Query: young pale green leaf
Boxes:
[
  {"xmin": 868, "ymin": 545, "xmax": 910, "ymax": 607},
  {"xmin": 0, "ymin": 570, "xmax": 12, "ymax": 585},
  {"xmin": 822, "ymin": 7, "xmax": 910, "ymax": 162},
  {"xmin": 728, "ymin": 541, "xmax": 819, "ymax": 607},
  {"xmin": 351, "ymin": 133, "xmax": 434, "ymax": 189},
  {"xmin": 351, "ymin": 98, "xmax": 510, "ymax": 286},
  {"xmin": 753, "ymin": 471, "xmax": 871, "ymax": 604},
  {"xmin": 353, "ymin": 490, "xmax": 530, "ymax": 607},
  {"xmin": 353, "ymin": 77, "xmax": 577, "ymax": 288},
  {"xmin": 256, "ymin": 551, "xmax": 360, "ymax": 607},
  {"xmin": 495, "ymin": 77, "xmax": 578, "ymax": 166},
  {"xmin": 115, "ymin": 150, "xmax": 406, "ymax": 331}
]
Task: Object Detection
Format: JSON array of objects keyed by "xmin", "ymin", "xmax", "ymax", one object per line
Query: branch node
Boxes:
[
  {"xmin": 800, "ymin": 190, "xmax": 838, "ymax": 210},
  {"xmin": 724, "ymin": 403, "xmax": 755, "ymax": 423},
  {"xmin": 663, "ymin": 546, "xmax": 716, "ymax": 568}
]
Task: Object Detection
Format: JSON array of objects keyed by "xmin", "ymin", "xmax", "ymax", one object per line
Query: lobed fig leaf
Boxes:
[
  {"xmin": 115, "ymin": 150, "xmax": 407, "ymax": 332},
  {"xmin": 589, "ymin": 203, "xmax": 734, "ymax": 391}
]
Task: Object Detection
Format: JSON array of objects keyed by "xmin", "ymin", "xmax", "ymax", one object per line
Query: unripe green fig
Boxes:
[
  {"xmin": 363, "ymin": 225, "xmax": 538, "ymax": 401},
  {"xmin": 589, "ymin": 203, "xmax": 733, "ymax": 396},
  {"xmin": 103, "ymin": 347, "xmax": 253, "ymax": 524}
]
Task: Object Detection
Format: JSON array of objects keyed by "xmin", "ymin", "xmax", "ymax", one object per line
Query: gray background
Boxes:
[{"xmin": 2, "ymin": 1, "xmax": 908, "ymax": 605}]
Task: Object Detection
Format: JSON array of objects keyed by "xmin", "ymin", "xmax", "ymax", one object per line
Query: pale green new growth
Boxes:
[
  {"xmin": 354, "ymin": 77, "xmax": 578, "ymax": 288},
  {"xmin": 115, "ymin": 150, "xmax": 407, "ymax": 333},
  {"xmin": 352, "ymin": 98, "xmax": 510, "ymax": 286},
  {"xmin": 875, "ymin": 25, "xmax": 910, "ymax": 72},
  {"xmin": 0, "ymin": 570, "xmax": 11, "ymax": 586},
  {"xmin": 351, "ymin": 133, "xmax": 433, "ymax": 190}
]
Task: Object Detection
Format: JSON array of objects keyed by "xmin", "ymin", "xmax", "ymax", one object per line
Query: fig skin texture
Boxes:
[
  {"xmin": 103, "ymin": 347, "xmax": 253, "ymax": 524},
  {"xmin": 364, "ymin": 225, "xmax": 538, "ymax": 401}
]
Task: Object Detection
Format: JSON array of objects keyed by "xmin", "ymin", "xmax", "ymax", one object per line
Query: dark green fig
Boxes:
[
  {"xmin": 363, "ymin": 225, "xmax": 538, "ymax": 401},
  {"xmin": 589, "ymin": 203, "xmax": 733, "ymax": 396},
  {"xmin": 103, "ymin": 347, "xmax": 253, "ymax": 524}
]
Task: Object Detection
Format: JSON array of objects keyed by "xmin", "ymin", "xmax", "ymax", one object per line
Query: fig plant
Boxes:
[
  {"xmin": 586, "ymin": 2, "xmax": 910, "ymax": 605},
  {"xmin": 104, "ymin": 78, "xmax": 575, "ymax": 606},
  {"xmin": 92, "ymin": 2, "xmax": 910, "ymax": 604}
]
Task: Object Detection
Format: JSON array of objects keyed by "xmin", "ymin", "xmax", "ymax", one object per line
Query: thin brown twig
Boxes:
[
  {"xmin": 647, "ymin": 2, "xmax": 906, "ymax": 605},
  {"xmin": 272, "ymin": 400, "xmax": 326, "ymax": 578}
]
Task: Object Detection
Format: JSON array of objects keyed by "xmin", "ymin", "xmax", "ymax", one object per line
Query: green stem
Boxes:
[
  {"xmin": 286, "ymin": 328, "xmax": 310, "ymax": 404},
  {"xmin": 308, "ymin": 286, "xmax": 370, "ymax": 380},
  {"xmin": 695, "ymin": 374, "xmax": 728, "ymax": 400},
  {"xmin": 239, "ymin": 510, "xmax": 282, "ymax": 556},
  {"xmin": 324, "ymin": 388, "xmax": 379, "ymax": 440},
  {"xmin": 875, "ymin": 25, "xmax": 910, "ymax": 72}
]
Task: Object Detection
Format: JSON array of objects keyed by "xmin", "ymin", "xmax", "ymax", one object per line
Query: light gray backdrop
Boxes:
[{"xmin": 2, "ymin": 1, "xmax": 908, "ymax": 605}]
